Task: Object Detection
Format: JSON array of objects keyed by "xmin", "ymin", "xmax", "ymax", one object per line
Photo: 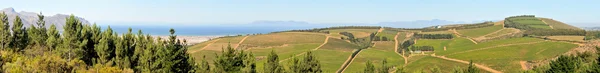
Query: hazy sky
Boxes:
[{"xmin": 1, "ymin": 0, "xmax": 598, "ymax": 24}]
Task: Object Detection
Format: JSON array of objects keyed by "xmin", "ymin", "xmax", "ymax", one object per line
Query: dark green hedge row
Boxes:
[
  {"xmin": 414, "ymin": 33, "xmax": 454, "ymax": 39},
  {"xmin": 524, "ymin": 29, "xmax": 586, "ymax": 36},
  {"xmin": 410, "ymin": 46, "xmax": 434, "ymax": 51}
]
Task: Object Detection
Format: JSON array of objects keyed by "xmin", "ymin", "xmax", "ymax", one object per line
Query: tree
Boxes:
[
  {"xmin": 94, "ymin": 26, "xmax": 116, "ymax": 65},
  {"xmin": 465, "ymin": 60, "xmax": 480, "ymax": 73},
  {"xmin": 0, "ymin": 12, "xmax": 10, "ymax": 50},
  {"xmin": 430, "ymin": 66, "xmax": 442, "ymax": 73},
  {"xmin": 196, "ymin": 56, "xmax": 211, "ymax": 73},
  {"xmin": 378, "ymin": 59, "xmax": 390, "ymax": 73},
  {"xmin": 546, "ymin": 55, "xmax": 582, "ymax": 73},
  {"xmin": 214, "ymin": 44, "xmax": 254, "ymax": 72},
  {"xmin": 289, "ymin": 51, "xmax": 322, "ymax": 73},
  {"xmin": 395, "ymin": 67, "xmax": 407, "ymax": 73},
  {"xmin": 364, "ymin": 60, "xmax": 375, "ymax": 73},
  {"xmin": 45, "ymin": 24, "xmax": 60, "ymax": 50},
  {"xmin": 11, "ymin": 15, "xmax": 28, "ymax": 51},
  {"xmin": 264, "ymin": 50, "xmax": 284, "ymax": 73}
]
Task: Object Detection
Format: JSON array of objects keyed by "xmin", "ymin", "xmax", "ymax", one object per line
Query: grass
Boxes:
[
  {"xmin": 540, "ymin": 18, "xmax": 582, "ymax": 30},
  {"xmin": 325, "ymin": 29, "xmax": 379, "ymax": 38},
  {"xmin": 190, "ymin": 50, "xmax": 220, "ymax": 63},
  {"xmin": 242, "ymin": 32, "xmax": 326, "ymax": 47},
  {"xmin": 313, "ymin": 49, "xmax": 355, "ymax": 73},
  {"xmin": 250, "ymin": 43, "xmax": 320, "ymax": 72},
  {"xmin": 507, "ymin": 17, "xmax": 551, "ymax": 29},
  {"xmin": 447, "ymin": 41, "xmax": 577, "ymax": 72},
  {"xmin": 546, "ymin": 36, "xmax": 585, "ymax": 42},
  {"xmin": 418, "ymin": 37, "xmax": 543, "ymax": 56},
  {"xmin": 376, "ymin": 30, "xmax": 398, "ymax": 41},
  {"xmin": 320, "ymin": 38, "xmax": 360, "ymax": 52},
  {"xmin": 457, "ymin": 25, "xmax": 504, "ymax": 38},
  {"xmin": 404, "ymin": 56, "xmax": 472, "ymax": 73},
  {"xmin": 483, "ymin": 28, "xmax": 520, "ymax": 38},
  {"xmin": 195, "ymin": 36, "xmax": 247, "ymax": 51},
  {"xmin": 372, "ymin": 41, "xmax": 396, "ymax": 51},
  {"xmin": 188, "ymin": 39, "xmax": 219, "ymax": 51},
  {"xmin": 344, "ymin": 49, "xmax": 405, "ymax": 73}
]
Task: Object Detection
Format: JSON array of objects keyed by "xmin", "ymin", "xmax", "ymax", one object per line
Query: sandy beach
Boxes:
[{"xmin": 156, "ymin": 35, "xmax": 223, "ymax": 45}]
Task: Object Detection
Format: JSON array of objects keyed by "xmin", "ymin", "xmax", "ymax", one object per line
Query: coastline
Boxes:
[{"xmin": 156, "ymin": 35, "xmax": 223, "ymax": 45}]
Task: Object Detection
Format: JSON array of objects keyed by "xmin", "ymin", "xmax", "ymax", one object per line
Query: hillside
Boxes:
[
  {"xmin": 0, "ymin": 8, "xmax": 90, "ymax": 29},
  {"xmin": 188, "ymin": 15, "xmax": 592, "ymax": 73}
]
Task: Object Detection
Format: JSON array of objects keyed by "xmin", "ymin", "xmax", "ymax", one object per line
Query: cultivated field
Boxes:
[
  {"xmin": 447, "ymin": 41, "xmax": 577, "ymax": 72},
  {"xmin": 457, "ymin": 25, "xmax": 504, "ymax": 38},
  {"xmin": 325, "ymin": 29, "xmax": 379, "ymax": 38},
  {"xmin": 404, "ymin": 56, "xmax": 472, "ymax": 73},
  {"xmin": 546, "ymin": 36, "xmax": 585, "ymax": 42},
  {"xmin": 507, "ymin": 17, "xmax": 551, "ymax": 29},
  {"xmin": 482, "ymin": 28, "xmax": 521, "ymax": 38},
  {"xmin": 539, "ymin": 18, "xmax": 582, "ymax": 30},
  {"xmin": 242, "ymin": 32, "xmax": 326, "ymax": 47},
  {"xmin": 344, "ymin": 49, "xmax": 405, "ymax": 73}
]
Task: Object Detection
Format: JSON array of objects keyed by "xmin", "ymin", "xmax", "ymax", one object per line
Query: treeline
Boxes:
[
  {"xmin": 276, "ymin": 26, "xmax": 381, "ymax": 33},
  {"xmin": 503, "ymin": 15, "xmax": 546, "ymax": 30},
  {"xmin": 398, "ymin": 39, "xmax": 415, "ymax": 56},
  {"xmin": 372, "ymin": 36, "xmax": 391, "ymax": 41},
  {"xmin": 410, "ymin": 46, "xmax": 434, "ymax": 51},
  {"xmin": 398, "ymin": 22, "xmax": 494, "ymax": 32},
  {"xmin": 413, "ymin": 33, "xmax": 454, "ymax": 39},
  {"xmin": 523, "ymin": 29, "xmax": 586, "ymax": 36},
  {"xmin": 0, "ymin": 13, "xmax": 197, "ymax": 72},
  {"xmin": 585, "ymin": 31, "xmax": 600, "ymax": 40},
  {"xmin": 525, "ymin": 47, "xmax": 600, "ymax": 73}
]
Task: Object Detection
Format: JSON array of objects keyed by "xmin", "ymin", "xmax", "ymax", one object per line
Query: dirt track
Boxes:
[
  {"xmin": 431, "ymin": 54, "xmax": 503, "ymax": 73},
  {"xmin": 446, "ymin": 41, "xmax": 544, "ymax": 56},
  {"xmin": 279, "ymin": 36, "xmax": 330, "ymax": 63},
  {"xmin": 539, "ymin": 18, "xmax": 554, "ymax": 29},
  {"xmin": 336, "ymin": 49, "xmax": 363, "ymax": 73},
  {"xmin": 187, "ymin": 39, "xmax": 221, "ymax": 53},
  {"xmin": 236, "ymin": 36, "xmax": 249, "ymax": 49},
  {"xmin": 394, "ymin": 32, "xmax": 409, "ymax": 66}
]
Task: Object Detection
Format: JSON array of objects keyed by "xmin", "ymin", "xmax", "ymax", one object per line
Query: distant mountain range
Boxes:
[
  {"xmin": 0, "ymin": 7, "xmax": 89, "ymax": 29},
  {"xmin": 244, "ymin": 19, "xmax": 491, "ymax": 28}
]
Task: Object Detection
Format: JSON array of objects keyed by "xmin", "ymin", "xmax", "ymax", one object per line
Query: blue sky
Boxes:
[{"xmin": 1, "ymin": 0, "xmax": 599, "ymax": 25}]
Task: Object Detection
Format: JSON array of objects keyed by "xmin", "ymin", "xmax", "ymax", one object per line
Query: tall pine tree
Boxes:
[
  {"xmin": 10, "ymin": 15, "xmax": 28, "ymax": 51},
  {"xmin": 0, "ymin": 12, "xmax": 10, "ymax": 50},
  {"xmin": 265, "ymin": 50, "xmax": 284, "ymax": 73}
]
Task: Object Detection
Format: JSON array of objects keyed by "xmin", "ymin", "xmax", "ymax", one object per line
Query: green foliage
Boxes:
[
  {"xmin": 264, "ymin": 50, "xmax": 284, "ymax": 73},
  {"xmin": 0, "ymin": 12, "xmax": 10, "ymax": 50},
  {"xmin": 430, "ymin": 66, "xmax": 442, "ymax": 73},
  {"xmin": 409, "ymin": 46, "xmax": 434, "ymax": 51},
  {"xmin": 10, "ymin": 15, "xmax": 28, "ymax": 51},
  {"xmin": 213, "ymin": 44, "xmax": 256, "ymax": 72},
  {"xmin": 0, "ymin": 14, "xmax": 197, "ymax": 73},
  {"xmin": 363, "ymin": 60, "xmax": 375, "ymax": 73},
  {"xmin": 413, "ymin": 33, "xmax": 454, "ymax": 39},
  {"xmin": 289, "ymin": 51, "xmax": 322, "ymax": 73}
]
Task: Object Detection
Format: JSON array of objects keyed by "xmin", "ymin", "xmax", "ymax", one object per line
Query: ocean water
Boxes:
[{"xmin": 102, "ymin": 24, "xmax": 336, "ymax": 36}]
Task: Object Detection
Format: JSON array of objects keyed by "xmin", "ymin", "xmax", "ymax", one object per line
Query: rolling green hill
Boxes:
[{"xmin": 188, "ymin": 16, "xmax": 586, "ymax": 73}]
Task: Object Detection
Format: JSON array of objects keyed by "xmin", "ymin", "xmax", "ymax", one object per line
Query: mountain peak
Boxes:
[{"xmin": 1, "ymin": 7, "xmax": 16, "ymax": 13}]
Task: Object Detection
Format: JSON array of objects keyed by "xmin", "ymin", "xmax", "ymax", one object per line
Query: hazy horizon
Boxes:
[{"xmin": 0, "ymin": 0, "xmax": 599, "ymax": 27}]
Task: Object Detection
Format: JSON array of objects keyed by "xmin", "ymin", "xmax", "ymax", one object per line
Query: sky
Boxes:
[{"xmin": 0, "ymin": 0, "xmax": 599, "ymax": 25}]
